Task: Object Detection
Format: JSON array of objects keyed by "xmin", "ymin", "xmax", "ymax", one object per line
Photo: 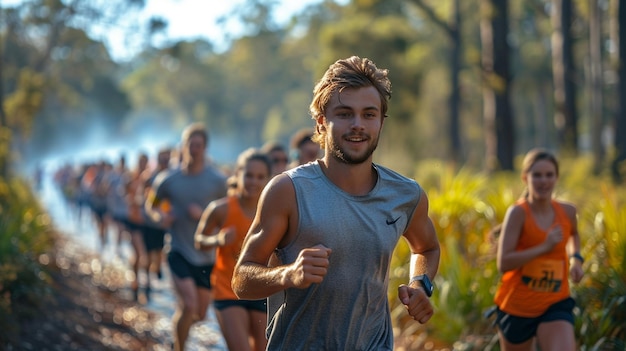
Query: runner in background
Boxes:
[
  {"xmin": 125, "ymin": 152, "xmax": 150, "ymax": 301},
  {"xmin": 196, "ymin": 148, "xmax": 271, "ymax": 351},
  {"xmin": 83, "ymin": 160, "xmax": 110, "ymax": 252},
  {"xmin": 145, "ymin": 123, "xmax": 228, "ymax": 351},
  {"xmin": 494, "ymin": 148, "xmax": 583, "ymax": 351},
  {"xmin": 104, "ymin": 153, "xmax": 131, "ymax": 258},
  {"xmin": 141, "ymin": 146, "xmax": 173, "ymax": 299},
  {"xmin": 287, "ymin": 127, "xmax": 320, "ymax": 169},
  {"xmin": 261, "ymin": 141, "xmax": 290, "ymax": 177}
]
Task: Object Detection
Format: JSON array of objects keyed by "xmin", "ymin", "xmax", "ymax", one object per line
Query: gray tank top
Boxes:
[{"xmin": 266, "ymin": 161, "xmax": 421, "ymax": 350}]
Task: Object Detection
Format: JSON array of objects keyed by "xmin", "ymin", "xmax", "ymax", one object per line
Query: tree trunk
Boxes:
[
  {"xmin": 533, "ymin": 83, "xmax": 550, "ymax": 148},
  {"xmin": 409, "ymin": 0, "xmax": 463, "ymax": 166},
  {"xmin": 613, "ymin": 0, "xmax": 626, "ymax": 183},
  {"xmin": 551, "ymin": 0, "xmax": 579, "ymax": 153},
  {"xmin": 0, "ymin": 6, "xmax": 9, "ymax": 178},
  {"xmin": 589, "ymin": 0, "xmax": 604, "ymax": 174},
  {"xmin": 481, "ymin": 0, "xmax": 514, "ymax": 172},
  {"xmin": 448, "ymin": 0, "xmax": 462, "ymax": 167}
]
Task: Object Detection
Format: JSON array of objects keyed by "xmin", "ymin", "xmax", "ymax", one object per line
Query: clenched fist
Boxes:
[{"xmin": 288, "ymin": 244, "xmax": 332, "ymax": 289}]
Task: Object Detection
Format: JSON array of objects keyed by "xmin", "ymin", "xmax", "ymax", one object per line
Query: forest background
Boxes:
[{"xmin": 0, "ymin": 0, "xmax": 624, "ymax": 350}]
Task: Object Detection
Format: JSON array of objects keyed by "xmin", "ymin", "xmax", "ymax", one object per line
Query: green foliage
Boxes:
[
  {"xmin": 4, "ymin": 68, "xmax": 45, "ymax": 136},
  {"xmin": 431, "ymin": 235, "xmax": 499, "ymax": 343},
  {"xmin": 1, "ymin": 0, "xmax": 144, "ymax": 166},
  {"xmin": 0, "ymin": 177, "xmax": 55, "ymax": 343},
  {"xmin": 389, "ymin": 158, "xmax": 626, "ymax": 349},
  {"xmin": 391, "ymin": 162, "xmax": 505, "ymax": 346},
  {"xmin": 573, "ymin": 184, "xmax": 626, "ymax": 349},
  {"xmin": 574, "ymin": 268, "xmax": 626, "ymax": 351}
]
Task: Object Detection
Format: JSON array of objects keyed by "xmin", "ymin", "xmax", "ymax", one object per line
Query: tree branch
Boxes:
[{"xmin": 407, "ymin": 0, "xmax": 454, "ymax": 38}]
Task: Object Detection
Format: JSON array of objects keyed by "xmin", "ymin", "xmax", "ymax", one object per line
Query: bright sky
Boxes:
[
  {"xmin": 107, "ymin": 0, "xmax": 330, "ymax": 61},
  {"xmin": 143, "ymin": 0, "xmax": 319, "ymax": 38},
  {"xmin": 4, "ymin": 0, "xmax": 344, "ymax": 61}
]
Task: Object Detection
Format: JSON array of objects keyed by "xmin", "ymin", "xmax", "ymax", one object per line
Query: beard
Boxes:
[{"xmin": 328, "ymin": 132, "xmax": 380, "ymax": 165}]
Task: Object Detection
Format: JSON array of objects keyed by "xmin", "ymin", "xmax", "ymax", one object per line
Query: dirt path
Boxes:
[
  {"xmin": 9, "ymin": 233, "xmax": 222, "ymax": 350},
  {"xmin": 8, "ymin": 234, "xmax": 169, "ymax": 350}
]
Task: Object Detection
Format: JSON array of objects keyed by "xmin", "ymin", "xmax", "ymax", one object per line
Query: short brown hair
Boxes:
[
  {"xmin": 181, "ymin": 122, "xmax": 209, "ymax": 146},
  {"xmin": 289, "ymin": 128, "xmax": 315, "ymax": 150},
  {"xmin": 309, "ymin": 56, "xmax": 392, "ymax": 146}
]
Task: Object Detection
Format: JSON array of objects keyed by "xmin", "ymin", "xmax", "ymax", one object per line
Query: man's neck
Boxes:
[
  {"xmin": 183, "ymin": 159, "xmax": 205, "ymax": 175},
  {"xmin": 318, "ymin": 158, "xmax": 376, "ymax": 196}
]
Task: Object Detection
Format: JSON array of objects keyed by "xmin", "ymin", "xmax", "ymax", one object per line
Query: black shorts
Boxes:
[
  {"xmin": 142, "ymin": 226, "xmax": 166, "ymax": 251},
  {"xmin": 496, "ymin": 297, "xmax": 575, "ymax": 344},
  {"xmin": 214, "ymin": 299, "xmax": 267, "ymax": 312},
  {"xmin": 91, "ymin": 205, "xmax": 107, "ymax": 221},
  {"xmin": 124, "ymin": 219, "xmax": 144, "ymax": 233},
  {"xmin": 167, "ymin": 251, "xmax": 213, "ymax": 289},
  {"xmin": 111, "ymin": 214, "xmax": 128, "ymax": 227}
]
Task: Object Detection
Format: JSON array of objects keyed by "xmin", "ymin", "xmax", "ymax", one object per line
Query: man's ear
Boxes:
[{"xmin": 316, "ymin": 115, "xmax": 326, "ymax": 132}]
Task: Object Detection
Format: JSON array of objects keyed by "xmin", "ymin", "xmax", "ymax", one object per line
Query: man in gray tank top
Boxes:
[
  {"xmin": 145, "ymin": 123, "xmax": 227, "ymax": 351},
  {"xmin": 233, "ymin": 56, "xmax": 441, "ymax": 350}
]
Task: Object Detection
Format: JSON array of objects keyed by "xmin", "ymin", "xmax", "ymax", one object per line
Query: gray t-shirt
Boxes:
[
  {"xmin": 266, "ymin": 161, "xmax": 421, "ymax": 351},
  {"xmin": 105, "ymin": 170, "xmax": 129, "ymax": 219},
  {"xmin": 153, "ymin": 165, "xmax": 227, "ymax": 265}
]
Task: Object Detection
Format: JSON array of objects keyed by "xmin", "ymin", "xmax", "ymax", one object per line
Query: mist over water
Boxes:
[{"xmin": 19, "ymin": 116, "xmax": 256, "ymax": 180}]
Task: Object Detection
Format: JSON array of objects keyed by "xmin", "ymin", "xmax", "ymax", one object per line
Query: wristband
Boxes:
[
  {"xmin": 570, "ymin": 252, "xmax": 584, "ymax": 264},
  {"xmin": 217, "ymin": 233, "xmax": 226, "ymax": 246}
]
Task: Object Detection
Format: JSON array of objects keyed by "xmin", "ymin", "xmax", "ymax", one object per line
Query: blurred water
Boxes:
[{"xmin": 39, "ymin": 172, "xmax": 228, "ymax": 351}]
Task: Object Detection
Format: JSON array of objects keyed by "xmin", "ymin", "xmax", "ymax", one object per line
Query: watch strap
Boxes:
[{"xmin": 409, "ymin": 274, "xmax": 433, "ymax": 297}]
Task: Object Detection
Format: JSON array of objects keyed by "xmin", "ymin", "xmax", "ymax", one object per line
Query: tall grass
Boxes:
[
  {"xmin": 0, "ymin": 177, "xmax": 55, "ymax": 344},
  {"xmin": 390, "ymin": 158, "xmax": 626, "ymax": 350},
  {"xmin": 574, "ymin": 183, "xmax": 626, "ymax": 350}
]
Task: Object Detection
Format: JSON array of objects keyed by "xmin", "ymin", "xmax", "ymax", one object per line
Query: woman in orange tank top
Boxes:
[
  {"xmin": 494, "ymin": 148, "xmax": 584, "ymax": 351},
  {"xmin": 195, "ymin": 148, "xmax": 272, "ymax": 351}
]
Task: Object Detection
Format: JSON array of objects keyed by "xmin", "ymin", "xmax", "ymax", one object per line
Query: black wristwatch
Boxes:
[{"xmin": 409, "ymin": 274, "xmax": 434, "ymax": 297}]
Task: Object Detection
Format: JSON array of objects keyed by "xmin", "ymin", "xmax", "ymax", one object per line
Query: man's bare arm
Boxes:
[
  {"xmin": 403, "ymin": 189, "xmax": 440, "ymax": 281},
  {"xmin": 232, "ymin": 174, "xmax": 331, "ymax": 299}
]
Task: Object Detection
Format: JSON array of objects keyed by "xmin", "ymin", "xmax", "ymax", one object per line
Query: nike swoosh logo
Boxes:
[{"xmin": 386, "ymin": 216, "xmax": 400, "ymax": 225}]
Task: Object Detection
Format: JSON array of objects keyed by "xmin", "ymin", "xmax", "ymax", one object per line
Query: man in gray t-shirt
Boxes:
[{"xmin": 146, "ymin": 123, "xmax": 226, "ymax": 351}]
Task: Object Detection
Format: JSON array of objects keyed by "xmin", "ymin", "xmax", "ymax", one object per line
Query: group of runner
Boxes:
[
  {"xmin": 53, "ymin": 147, "xmax": 174, "ymax": 299},
  {"xmin": 51, "ymin": 126, "xmax": 319, "ymax": 351}
]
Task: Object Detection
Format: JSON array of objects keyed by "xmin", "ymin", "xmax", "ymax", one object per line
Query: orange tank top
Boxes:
[
  {"xmin": 212, "ymin": 196, "xmax": 252, "ymax": 300},
  {"xmin": 494, "ymin": 199, "xmax": 571, "ymax": 317}
]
